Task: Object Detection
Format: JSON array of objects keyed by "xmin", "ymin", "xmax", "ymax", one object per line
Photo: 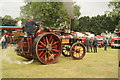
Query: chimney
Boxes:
[{"xmin": 70, "ymin": 17, "xmax": 74, "ymax": 32}]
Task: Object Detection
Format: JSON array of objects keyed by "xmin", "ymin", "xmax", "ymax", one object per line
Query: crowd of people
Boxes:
[{"xmin": 85, "ymin": 37, "xmax": 109, "ymax": 53}]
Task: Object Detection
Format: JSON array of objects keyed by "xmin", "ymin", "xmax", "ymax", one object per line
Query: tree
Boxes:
[
  {"xmin": 77, "ymin": 14, "xmax": 119, "ymax": 35},
  {"xmin": 2, "ymin": 15, "xmax": 16, "ymax": 26},
  {"xmin": 108, "ymin": 0, "xmax": 120, "ymax": 16},
  {"xmin": 73, "ymin": 4, "xmax": 81, "ymax": 18},
  {"xmin": 108, "ymin": 0, "xmax": 120, "ymax": 30},
  {"xmin": 20, "ymin": 2, "xmax": 81, "ymax": 28}
]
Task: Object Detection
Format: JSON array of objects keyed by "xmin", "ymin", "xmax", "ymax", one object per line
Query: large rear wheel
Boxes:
[{"xmin": 33, "ymin": 33, "xmax": 62, "ymax": 64}]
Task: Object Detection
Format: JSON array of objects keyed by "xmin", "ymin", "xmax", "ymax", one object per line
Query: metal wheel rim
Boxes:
[
  {"xmin": 70, "ymin": 42, "xmax": 86, "ymax": 60},
  {"xmin": 62, "ymin": 45, "xmax": 71, "ymax": 57},
  {"xmin": 36, "ymin": 33, "xmax": 62, "ymax": 64}
]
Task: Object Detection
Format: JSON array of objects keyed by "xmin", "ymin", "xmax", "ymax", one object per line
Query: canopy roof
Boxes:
[{"xmin": 0, "ymin": 26, "xmax": 22, "ymax": 29}]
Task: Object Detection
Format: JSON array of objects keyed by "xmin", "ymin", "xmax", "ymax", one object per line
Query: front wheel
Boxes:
[{"xmin": 70, "ymin": 42, "xmax": 86, "ymax": 60}]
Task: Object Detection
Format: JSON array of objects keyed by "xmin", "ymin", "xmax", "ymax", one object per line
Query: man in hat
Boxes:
[{"xmin": 25, "ymin": 16, "xmax": 39, "ymax": 37}]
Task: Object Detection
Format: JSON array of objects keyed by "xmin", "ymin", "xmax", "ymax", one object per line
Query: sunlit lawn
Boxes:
[{"xmin": 1, "ymin": 45, "xmax": 119, "ymax": 78}]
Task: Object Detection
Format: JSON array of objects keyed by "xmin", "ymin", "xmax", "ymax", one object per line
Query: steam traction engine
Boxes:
[{"xmin": 15, "ymin": 17, "xmax": 86, "ymax": 64}]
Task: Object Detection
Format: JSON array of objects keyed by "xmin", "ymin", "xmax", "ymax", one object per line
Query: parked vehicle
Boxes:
[
  {"xmin": 0, "ymin": 26, "xmax": 23, "ymax": 44},
  {"xmin": 110, "ymin": 33, "xmax": 120, "ymax": 48},
  {"xmin": 95, "ymin": 36, "xmax": 104, "ymax": 47}
]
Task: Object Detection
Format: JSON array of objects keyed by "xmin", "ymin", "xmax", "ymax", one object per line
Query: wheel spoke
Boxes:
[
  {"xmin": 46, "ymin": 36, "xmax": 49, "ymax": 44},
  {"xmin": 43, "ymin": 38, "xmax": 46, "ymax": 45},
  {"xmin": 52, "ymin": 45, "xmax": 58, "ymax": 49},
  {"xmin": 77, "ymin": 53, "xmax": 80, "ymax": 57},
  {"xmin": 40, "ymin": 41, "xmax": 46, "ymax": 47},
  {"xmin": 66, "ymin": 51, "xmax": 69, "ymax": 55},
  {"xmin": 50, "ymin": 50, "xmax": 56, "ymax": 56},
  {"xmin": 40, "ymin": 52, "xmax": 47, "ymax": 59},
  {"xmin": 49, "ymin": 36, "xmax": 53, "ymax": 43},
  {"xmin": 79, "ymin": 53, "xmax": 83, "ymax": 54},
  {"xmin": 48, "ymin": 52, "xmax": 55, "ymax": 60},
  {"xmin": 50, "ymin": 38, "xmax": 54, "ymax": 44},
  {"xmin": 37, "ymin": 48, "xmax": 46, "ymax": 51},
  {"xmin": 52, "ymin": 41, "xmax": 59, "ymax": 46},
  {"xmin": 51, "ymin": 49, "xmax": 60, "ymax": 53},
  {"xmin": 38, "ymin": 51, "xmax": 44, "ymax": 56},
  {"xmin": 45, "ymin": 55, "xmax": 47, "ymax": 61},
  {"xmin": 71, "ymin": 50, "xmax": 75, "ymax": 52},
  {"xmin": 37, "ymin": 45, "xmax": 44, "ymax": 48},
  {"xmin": 80, "ymin": 50, "xmax": 84, "ymax": 51}
]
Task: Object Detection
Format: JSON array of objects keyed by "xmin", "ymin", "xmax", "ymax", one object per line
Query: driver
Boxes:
[{"xmin": 25, "ymin": 16, "xmax": 39, "ymax": 37}]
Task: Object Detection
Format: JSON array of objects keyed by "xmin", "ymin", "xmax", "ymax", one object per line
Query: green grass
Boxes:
[{"xmin": 1, "ymin": 45, "xmax": 119, "ymax": 78}]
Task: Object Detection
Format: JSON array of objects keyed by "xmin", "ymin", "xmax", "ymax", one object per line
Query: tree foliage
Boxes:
[
  {"xmin": 73, "ymin": 1, "xmax": 120, "ymax": 35},
  {"xmin": 20, "ymin": 2, "xmax": 81, "ymax": 28},
  {"xmin": 76, "ymin": 14, "xmax": 120, "ymax": 35},
  {"xmin": 2, "ymin": 15, "xmax": 17, "ymax": 26},
  {"xmin": 108, "ymin": 0, "xmax": 120, "ymax": 29}
]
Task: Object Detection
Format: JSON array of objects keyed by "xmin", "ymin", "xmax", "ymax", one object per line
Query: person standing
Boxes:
[
  {"xmin": 104, "ymin": 37, "xmax": 109, "ymax": 51},
  {"xmin": 93, "ymin": 37, "xmax": 98, "ymax": 53},
  {"xmin": 0, "ymin": 35, "xmax": 6, "ymax": 49},
  {"xmin": 85, "ymin": 37, "xmax": 90, "ymax": 53},
  {"xmin": 25, "ymin": 16, "xmax": 39, "ymax": 37},
  {"xmin": 4, "ymin": 35, "xmax": 9, "ymax": 48},
  {"xmin": 89, "ymin": 37, "xmax": 93, "ymax": 52}
]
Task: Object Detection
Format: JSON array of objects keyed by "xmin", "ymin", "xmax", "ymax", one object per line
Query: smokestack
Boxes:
[
  {"xmin": 70, "ymin": 17, "xmax": 74, "ymax": 31},
  {"xmin": 63, "ymin": 0, "xmax": 74, "ymax": 32}
]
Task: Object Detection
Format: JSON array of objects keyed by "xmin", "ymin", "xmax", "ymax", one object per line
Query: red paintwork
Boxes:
[
  {"xmin": 35, "ymin": 27, "xmax": 53, "ymax": 36},
  {"xmin": 110, "ymin": 33, "xmax": 120, "ymax": 47},
  {"xmin": 73, "ymin": 32, "xmax": 87, "ymax": 43},
  {"xmin": 3, "ymin": 32, "xmax": 13, "ymax": 36},
  {"xmin": 0, "ymin": 27, "xmax": 22, "ymax": 29},
  {"xmin": 16, "ymin": 37, "xmax": 33, "ymax": 59},
  {"xmin": 95, "ymin": 36, "xmax": 104, "ymax": 47},
  {"xmin": 79, "ymin": 37, "xmax": 87, "ymax": 43},
  {"xmin": 15, "ymin": 25, "xmax": 86, "ymax": 64},
  {"xmin": 16, "ymin": 27, "xmax": 54, "ymax": 60}
]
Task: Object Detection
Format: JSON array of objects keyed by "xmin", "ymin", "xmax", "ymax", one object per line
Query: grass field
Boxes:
[{"xmin": 0, "ymin": 45, "xmax": 119, "ymax": 78}]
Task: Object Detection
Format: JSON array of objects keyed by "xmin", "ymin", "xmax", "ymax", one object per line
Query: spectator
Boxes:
[
  {"xmin": 104, "ymin": 37, "xmax": 109, "ymax": 51},
  {"xmin": 4, "ymin": 35, "xmax": 9, "ymax": 48},
  {"xmin": 93, "ymin": 37, "xmax": 98, "ymax": 53},
  {"xmin": 85, "ymin": 37, "xmax": 90, "ymax": 53},
  {"xmin": 89, "ymin": 37, "xmax": 93, "ymax": 52},
  {"xmin": 0, "ymin": 35, "xmax": 6, "ymax": 49}
]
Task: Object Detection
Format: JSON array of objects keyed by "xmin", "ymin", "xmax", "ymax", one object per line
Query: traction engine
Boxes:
[{"xmin": 15, "ymin": 17, "xmax": 86, "ymax": 64}]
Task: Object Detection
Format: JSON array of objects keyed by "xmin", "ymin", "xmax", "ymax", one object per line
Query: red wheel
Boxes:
[
  {"xmin": 16, "ymin": 37, "xmax": 33, "ymax": 60},
  {"xmin": 33, "ymin": 33, "xmax": 62, "ymax": 64},
  {"xmin": 62, "ymin": 45, "xmax": 71, "ymax": 57},
  {"xmin": 20, "ymin": 38, "xmax": 30, "ymax": 53},
  {"xmin": 70, "ymin": 42, "xmax": 86, "ymax": 60}
]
